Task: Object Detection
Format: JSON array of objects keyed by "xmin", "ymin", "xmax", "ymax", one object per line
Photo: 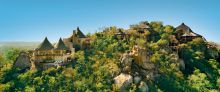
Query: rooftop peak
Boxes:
[
  {"xmin": 181, "ymin": 22, "xmax": 185, "ymax": 25},
  {"xmin": 77, "ymin": 27, "xmax": 80, "ymax": 31},
  {"xmin": 54, "ymin": 38, "xmax": 68, "ymax": 50},
  {"xmin": 36, "ymin": 37, "xmax": 54, "ymax": 50},
  {"xmin": 72, "ymin": 27, "xmax": 86, "ymax": 38}
]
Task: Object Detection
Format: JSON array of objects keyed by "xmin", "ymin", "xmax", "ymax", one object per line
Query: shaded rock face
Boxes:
[
  {"xmin": 121, "ymin": 52, "xmax": 133, "ymax": 74},
  {"xmin": 130, "ymin": 46, "xmax": 157, "ymax": 79},
  {"xmin": 131, "ymin": 46, "xmax": 154, "ymax": 70},
  {"xmin": 115, "ymin": 46, "xmax": 157, "ymax": 91},
  {"xmin": 14, "ymin": 52, "xmax": 31, "ymax": 69},
  {"xmin": 114, "ymin": 73, "xmax": 133, "ymax": 90}
]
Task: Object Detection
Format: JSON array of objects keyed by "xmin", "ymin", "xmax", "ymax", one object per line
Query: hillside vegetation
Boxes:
[{"xmin": 0, "ymin": 21, "xmax": 220, "ymax": 92}]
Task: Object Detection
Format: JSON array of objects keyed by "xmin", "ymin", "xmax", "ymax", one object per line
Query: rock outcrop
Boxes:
[
  {"xmin": 131, "ymin": 46, "xmax": 158, "ymax": 79},
  {"xmin": 120, "ymin": 51, "xmax": 133, "ymax": 74},
  {"xmin": 114, "ymin": 46, "xmax": 157, "ymax": 90},
  {"xmin": 114, "ymin": 45, "xmax": 185, "ymax": 91},
  {"xmin": 114, "ymin": 73, "xmax": 133, "ymax": 90}
]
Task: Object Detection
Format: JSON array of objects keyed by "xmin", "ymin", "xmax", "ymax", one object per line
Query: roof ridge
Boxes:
[
  {"xmin": 54, "ymin": 38, "xmax": 69, "ymax": 50},
  {"xmin": 36, "ymin": 37, "xmax": 54, "ymax": 50},
  {"xmin": 176, "ymin": 23, "xmax": 192, "ymax": 33},
  {"xmin": 75, "ymin": 27, "xmax": 86, "ymax": 38}
]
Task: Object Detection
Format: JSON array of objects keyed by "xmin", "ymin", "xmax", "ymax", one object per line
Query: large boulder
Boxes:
[
  {"xmin": 114, "ymin": 73, "xmax": 133, "ymax": 90},
  {"xmin": 121, "ymin": 52, "xmax": 132, "ymax": 66}
]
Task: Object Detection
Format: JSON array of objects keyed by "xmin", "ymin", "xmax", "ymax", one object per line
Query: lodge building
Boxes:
[
  {"xmin": 175, "ymin": 23, "xmax": 204, "ymax": 43},
  {"xmin": 14, "ymin": 27, "xmax": 90, "ymax": 70}
]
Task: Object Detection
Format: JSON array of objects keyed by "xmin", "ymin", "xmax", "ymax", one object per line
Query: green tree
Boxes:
[
  {"xmin": 217, "ymin": 78, "xmax": 220, "ymax": 89},
  {"xmin": 4, "ymin": 48, "xmax": 20, "ymax": 62},
  {"xmin": 24, "ymin": 86, "xmax": 36, "ymax": 92},
  {"xmin": 163, "ymin": 25, "xmax": 174, "ymax": 33},
  {"xmin": 188, "ymin": 69, "xmax": 212, "ymax": 91},
  {"xmin": 0, "ymin": 54, "xmax": 6, "ymax": 67}
]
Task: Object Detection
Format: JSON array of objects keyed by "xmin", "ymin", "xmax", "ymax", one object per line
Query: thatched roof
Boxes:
[
  {"xmin": 36, "ymin": 37, "xmax": 54, "ymax": 50},
  {"xmin": 54, "ymin": 38, "xmax": 69, "ymax": 50},
  {"xmin": 177, "ymin": 23, "xmax": 201, "ymax": 37},
  {"xmin": 176, "ymin": 23, "xmax": 192, "ymax": 33},
  {"xmin": 14, "ymin": 51, "xmax": 31, "ymax": 69},
  {"xmin": 73, "ymin": 27, "xmax": 86, "ymax": 38}
]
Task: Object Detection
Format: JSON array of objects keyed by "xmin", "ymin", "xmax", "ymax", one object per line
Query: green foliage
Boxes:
[
  {"xmin": 0, "ymin": 54, "xmax": 6, "ymax": 67},
  {"xmin": 164, "ymin": 25, "xmax": 174, "ymax": 33},
  {"xmin": 0, "ymin": 21, "xmax": 220, "ymax": 92},
  {"xmin": 4, "ymin": 48, "xmax": 20, "ymax": 62},
  {"xmin": 157, "ymin": 73, "xmax": 198, "ymax": 92},
  {"xmin": 188, "ymin": 69, "xmax": 212, "ymax": 91}
]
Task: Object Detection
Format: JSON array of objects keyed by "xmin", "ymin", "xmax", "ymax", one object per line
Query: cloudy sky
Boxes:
[{"xmin": 0, "ymin": 0, "xmax": 219, "ymax": 43}]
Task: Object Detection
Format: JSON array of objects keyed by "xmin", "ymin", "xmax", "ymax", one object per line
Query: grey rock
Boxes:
[{"xmin": 114, "ymin": 73, "xmax": 133, "ymax": 90}]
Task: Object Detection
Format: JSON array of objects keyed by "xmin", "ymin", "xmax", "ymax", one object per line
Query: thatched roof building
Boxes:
[
  {"xmin": 14, "ymin": 52, "xmax": 31, "ymax": 69},
  {"xmin": 54, "ymin": 38, "xmax": 69, "ymax": 50},
  {"xmin": 36, "ymin": 37, "xmax": 54, "ymax": 50}
]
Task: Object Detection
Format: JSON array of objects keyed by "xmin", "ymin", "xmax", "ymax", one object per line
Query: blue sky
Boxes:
[{"xmin": 0, "ymin": 0, "xmax": 219, "ymax": 43}]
